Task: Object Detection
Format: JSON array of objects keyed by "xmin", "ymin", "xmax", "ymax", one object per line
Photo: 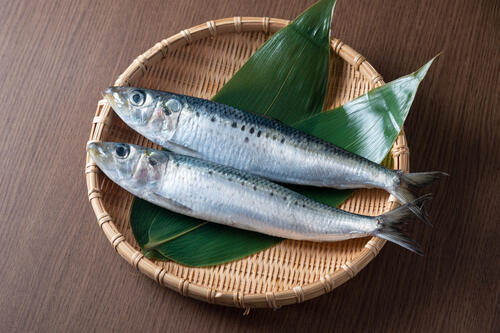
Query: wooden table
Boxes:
[{"xmin": 1, "ymin": 0, "xmax": 498, "ymax": 331}]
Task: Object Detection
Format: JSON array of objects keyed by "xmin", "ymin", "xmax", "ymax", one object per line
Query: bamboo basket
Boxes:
[{"xmin": 85, "ymin": 17, "xmax": 409, "ymax": 309}]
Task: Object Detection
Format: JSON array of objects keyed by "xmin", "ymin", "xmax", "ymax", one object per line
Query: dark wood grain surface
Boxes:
[{"xmin": 0, "ymin": 0, "xmax": 498, "ymax": 332}]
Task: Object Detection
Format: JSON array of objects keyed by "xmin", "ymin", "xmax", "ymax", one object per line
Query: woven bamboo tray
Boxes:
[{"xmin": 85, "ymin": 17, "xmax": 409, "ymax": 309}]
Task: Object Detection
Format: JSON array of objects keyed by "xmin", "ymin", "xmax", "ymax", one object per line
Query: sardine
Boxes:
[
  {"xmin": 88, "ymin": 142, "xmax": 429, "ymax": 254},
  {"xmin": 104, "ymin": 87, "xmax": 446, "ymax": 223}
]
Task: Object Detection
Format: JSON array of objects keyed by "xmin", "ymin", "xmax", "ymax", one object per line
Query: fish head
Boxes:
[
  {"xmin": 104, "ymin": 87, "xmax": 184, "ymax": 143},
  {"xmin": 87, "ymin": 141, "xmax": 167, "ymax": 189}
]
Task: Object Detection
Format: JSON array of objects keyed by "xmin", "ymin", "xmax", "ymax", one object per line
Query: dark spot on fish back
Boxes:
[
  {"xmin": 241, "ymin": 125, "xmax": 245, "ymax": 131},
  {"xmin": 196, "ymin": 111, "xmax": 200, "ymax": 117},
  {"xmin": 281, "ymin": 138, "xmax": 285, "ymax": 144},
  {"xmin": 257, "ymin": 131, "xmax": 261, "ymax": 137},
  {"xmin": 148, "ymin": 157, "xmax": 157, "ymax": 166},
  {"xmin": 244, "ymin": 137, "xmax": 249, "ymax": 143},
  {"xmin": 270, "ymin": 192, "xmax": 273, "ymax": 196},
  {"xmin": 211, "ymin": 116, "xmax": 216, "ymax": 122},
  {"xmin": 250, "ymin": 127, "xmax": 254, "ymax": 134},
  {"xmin": 208, "ymin": 170, "xmax": 213, "ymax": 175},
  {"xmin": 232, "ymin": 122, "xmax": 237, "ymax": 128},
  {"xmin": 253, "ymin": 186, "xmax": 257, "ymax": 191}
]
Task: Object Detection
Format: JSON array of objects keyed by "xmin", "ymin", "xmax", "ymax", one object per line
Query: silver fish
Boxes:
[
  {"xmin": 104, "ymin": 87, "xmax": 446, "ymax": 223},
  {"xmin": 88, "ymin": 142, "xmax": 428, "ymax": 254}
]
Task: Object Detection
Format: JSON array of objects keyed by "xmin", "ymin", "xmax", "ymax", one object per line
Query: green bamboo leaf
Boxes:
[
  {"xmin": 143, "ymin": 248, "xmax": 167, "ymax": 261},
  {"xmin": 294, "ymin": 58, "xmax": 435, "ymax": 161},
  {"xmin": 130, "ymin": 197, "xmax": 162, "ymax": 248},
  {"xmin": 145, "ymin": 207, "xmax": 206, "ymax": 250},
  {"xmin": 212, "ymin": 0, "xmax": 336, "ymax": 124},
  {"xmin": 129, "ymin": 198, "xmax": 169, "ymax": 260},
  {"xmin": 130, "ymin": 0, "xmax": 336, "ymax": 266},
  {"xmin": 292, "ymin": 57, "xmax": 436, "ymax": 207},
  {"xmin": 153, "ymin": 221, "xmax": 279, "ymax": 267}
]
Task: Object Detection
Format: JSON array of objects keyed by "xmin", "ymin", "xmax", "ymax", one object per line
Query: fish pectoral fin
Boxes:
[
  {"xmin": 165, "ymin": 198, "xmax": 192, "ymax": 212},
  {"xmin": 165, "ymin": 141, "xmax": 203, "ymax": 159},
  {"xmin": 151, "ymin": 192, "xmax": 193, "ymax": 213}
]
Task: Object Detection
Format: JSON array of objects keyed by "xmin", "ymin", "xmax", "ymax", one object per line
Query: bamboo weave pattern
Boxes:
[{"xmin": 85, "ymin": 17, "xmax": 409, "ymax": 309}]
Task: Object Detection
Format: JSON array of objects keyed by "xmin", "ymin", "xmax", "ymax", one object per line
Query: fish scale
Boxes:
[{"xmin": 172, "ymin": 93, "xmax": 387, "ymax": 189}]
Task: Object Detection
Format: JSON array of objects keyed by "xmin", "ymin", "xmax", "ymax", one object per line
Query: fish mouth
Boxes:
[
  {"xmin": 86, "ymin": 141, "xmax": 110, "ymax": 166},
  {"xmin": 103, "ymin": 86, "xmax": 129, "ymax": 112},
  {"xmin": 103, "ymin": 87, "xmax": 114, "ymax": 102},
  {"xmin": 87, "ymin": 141, "xmax": 102, "ymax": 158}
]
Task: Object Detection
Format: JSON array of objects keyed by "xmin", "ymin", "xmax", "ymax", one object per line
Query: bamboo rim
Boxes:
[{"xmin": 85, "ymin": 17, "xmax": 409, "ymax": 309}]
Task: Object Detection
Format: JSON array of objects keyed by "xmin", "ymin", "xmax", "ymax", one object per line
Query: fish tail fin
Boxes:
[
  {"xmin": 401, "ymin": 171, "xmax": 449, "ymax": 187},
  {"xmin": 388, "ymin": 186, "xmax": 432, "ymax": 225},
  {"xmin": 388, "ymin": 171, "xmax": 447, "ymax": 225},
  {"xmin": 374, "ymin": 195, "xmax": 432, "ymax": 255}
]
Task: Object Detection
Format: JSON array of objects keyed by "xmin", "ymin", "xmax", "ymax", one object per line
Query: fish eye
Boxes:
[
  {"xmin": 115, "ymin": 144, "xmax": 130, "ymax": 158},
  {"xmin": 129, "ymin": 90, "xmax": 146, "ymax": 106}
]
